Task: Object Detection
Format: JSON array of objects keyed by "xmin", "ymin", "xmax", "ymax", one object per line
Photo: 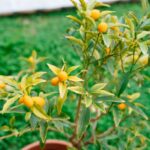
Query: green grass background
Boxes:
[{"xmin": 0, "ymin": 2, "xmax": 149, "ymax": 150}]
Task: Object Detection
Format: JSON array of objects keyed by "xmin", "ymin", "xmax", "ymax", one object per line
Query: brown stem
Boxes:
[
  {"xmin": 90, "ymin": 103, "xmax": 113, "ymax": 122},
  {"xmin": 70, "ymin": 71, "xmax": 88, "ymax": 143},
  {"xmin": 91, "ymin": 33, "xmax": 100, "ymax": 59},
  {"xmin": 97, "ymin": 126, "xmax": 116, "ymax": 138},
  {"xmin": 96, "ymin": 115, "xmax": 132, "ymax": 139},
  {"xmin": 84, "ymin": 136, "xmax": 94, "ymax": 145}
]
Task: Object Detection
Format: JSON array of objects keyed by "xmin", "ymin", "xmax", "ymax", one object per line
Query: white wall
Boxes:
[{"xmin": 0, "ymin": 0, "xmax": 128, "ymax": 15}]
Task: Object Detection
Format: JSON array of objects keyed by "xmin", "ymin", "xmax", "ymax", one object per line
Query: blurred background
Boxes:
[
  {"xmin": 0, "ymin": 0, "xmax": 136, "ymax": 15},
  {"xmin": 0, "ymin": 0, "xmax": 149, "ymax": 150}
]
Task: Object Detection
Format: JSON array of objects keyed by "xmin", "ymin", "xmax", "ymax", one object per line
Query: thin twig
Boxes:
[
  {"xmin": 90, "ymin": 103, "xmax": 113, "ymax": 122},
  {"xmin": 96, "ymin": 115, "xmax": 132, "ymax": 139},
  {"xmin": 0, "ymin": 127, "xmax": 70, "ymax": 141}
]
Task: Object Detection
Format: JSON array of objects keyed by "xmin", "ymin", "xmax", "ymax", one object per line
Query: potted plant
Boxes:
[{"xmin": 0, "ymin": 0, "xmax": 149, "ymax": 149}]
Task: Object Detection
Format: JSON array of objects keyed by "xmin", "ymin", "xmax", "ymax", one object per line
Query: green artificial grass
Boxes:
[{"xmin": 0, "ymin": 2, "xmax": 149, "ymax": 150}]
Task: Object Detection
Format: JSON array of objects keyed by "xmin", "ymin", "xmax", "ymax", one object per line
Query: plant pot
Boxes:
[{"xmin": 22, "ymin": 140, "xmax": 72, "ymax": 150}]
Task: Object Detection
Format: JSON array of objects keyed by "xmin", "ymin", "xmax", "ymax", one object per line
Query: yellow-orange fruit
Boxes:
[
  {"xmin": 32, "ymin": 97, "xmax": 45, "ymax": 107},
  {"xmin": 98, "ymin": 22, "xmax": 108, "ymax": 33},
  {"xmin": 19, "ymin": 96, "xmax": 24, "ymax": 104},
  {"xmin": 58, "ymin": 71, "xmax": 68, "ymax": 82},
  {"xmin": 22, "ymin": 95, "xmax": 34, "ymax": 108},
  {"xmin": 51, "ymin": 77, "xmax": 59, "ymax": 86},
  {"xmin": 118, "ymin": 103, "xmax": 127, "ymax": 110},
  {"xmin": 90, "ymin": 9, "xmax": 101, "ymax": 20},
  {"xmin": 0, "ymin": 83, "xmax": 6, "ymax": 89},
  {"xmin": 105, "ymin": 47, "xmax": 111, "ymax": 55},
  {"xmin": 28, "ymin": 56, "xmax": 34, "ymax": 63}
]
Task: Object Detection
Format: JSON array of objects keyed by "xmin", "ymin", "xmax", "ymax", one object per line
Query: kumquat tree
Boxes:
[{"xmin": 0, "ymin": 0, "xmax": 150, "ymax": 149}]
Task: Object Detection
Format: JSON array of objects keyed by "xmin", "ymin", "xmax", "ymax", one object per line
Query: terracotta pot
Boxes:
[{"xmin": 22, "ymin": 140, "xmax": 72, "ymax": 150}]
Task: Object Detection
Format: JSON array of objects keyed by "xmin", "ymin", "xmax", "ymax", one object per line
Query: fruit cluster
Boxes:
[
  {"xmin": 51, "ymin": 71, "xmax": 68, "ymax": 86},
  {"xmin": 19, "ymin": 95, "xmax": 45, "ymax": 108}
]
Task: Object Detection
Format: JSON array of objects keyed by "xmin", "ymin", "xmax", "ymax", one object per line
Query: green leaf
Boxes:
[
  {"xmin": 68, "ymin": 76, "xmax": 83, "ymax": 82},
  {"xmin": 0, "ymin": 76, "xmax": 18, "ymax": 88},
  {"xmin": 40, "ymin": 121, "xmax": 48, "ymax": 143},
  {"xmin": 112, "ymin": 108, "xmax": 122, "ymax": 127},
  {"xmin": 59, "ymin": 82, "xmax": 67, "ymax": 98},
  {"xmin": 77, "ymin": 106, "xmax": 90, "ymax": 137},
  {"xmin": 65, "ymin": 36, "xmax": 84, "ymax": 47},
  {"xmin": 102, "ymin": 34, "xmax": 112, "ymax": 47},
  {"xmin": 96, "ymin": 96, "xmax": 125, "ymax": 103},
  {"xmin": 100, "ymin": 134, "xmax": 119, "ymax": 141},
  {"xmin": 92, "ymin": 90, "xmax": 114, "ymax": 96},
  {"xmin": 125, "ymin": 17, "xmax": 135, "ymax": 38},
  {"xmin": 95, "ymin": 102, "xmax": 107, "ymax": 113},
  {"xmin": 95, "ymin": 2, "xmax": 110, "ymax": 8},
  {"xmin": 25, "ymin": 112, "xmax": 31, "ymax": 122},
  {"xmin": 47, "ymin": 64, "xmax": 60, "ymax": 75},
  {"xmin": 85, "ymin": 16, "xmax": 95, "ymax": 26},
  {"xmin": 139, "ymin": 42, "xmax": 148, "ymax": 55},
  {"xmin": 100, "ymin": 11, "xmax": 115, "ymax": 17},
  {"xmin": 68, "ymin": 86, "xmax": 84, "ymax": 94},
  {"xmin": 79, "ymin": 0, "xmax": 87, "ymax": 10},
  {"xmin": 84, "ymin": 95, "xmax": 92, "ymax": 107},
  {"xmin": 70, "ymin": 0, "xmax": 80, "ymax": 10},
  {"xmin": 91, "ymin": 83, "xmax": 107, "ymax": 92},
  {"xmin": 117, "ymin": 73, "xmax": 130, "ymax": 97},
  {"xmin": 30, "ymin": 114, "xmax": 39, "ymax": 129},
  {"xmin": 57, "ymin": 95, "xmax": 67, "ymax": 115},
  {"xmin": 20, "ymin": 75, "xmax": 27, "ymax": 91},
  {"xmin": 31, "ymin": 72, "xmax": 46, "ymax": 79},
  {"xmin": 127, "ymin": 93, "xmax": 140, "ymax": 102},
  {"xmin": 141, "ymin": 0, "xmax": 150, "ymax": 13},
  {"xmin": 67, "ymin": 65, "xmax": 80, "ymax": 74},
  {"xmin": 9, "ymin": 116, "xmax": 15, "ymax": 128},
  {"xmin": 53, "ymin": 121, "xmax": 64, "ymax": 132},
  {"xmin": 141, "ymin": 18, "xmax": 150, "ymax": 30},
  {"xmin": 125, "ymin": 101, "xmax": 148, "ymax": 120},
  {"xmin": 128, "ymin": 12, "xmax": 139, "ymax": 25},
  {"xmin": 67, "ymin": 15, "xmax": 82, "ymax": 25},
  {"xmin": 137, "ymin": 31, "xmax": 150, "ymax": 39},
  {"xmin": 2, "ymin": 95, "xmax": 20, "ymax": 113},
  {"xmin": 93, "ymin": 50, "xmax": 100, "ymax": 60},
  {"xmin": 110, "ymin": 23, "xmax": 129, "ymax": 28},
  {"xmin": 31, "ymin": 105, "xmax": 51, "ymax": 121}
]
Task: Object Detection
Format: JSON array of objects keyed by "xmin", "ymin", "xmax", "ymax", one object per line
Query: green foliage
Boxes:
[{"xmin": 0, "ymin": 1, "xmax": 150, "ymax": 150}]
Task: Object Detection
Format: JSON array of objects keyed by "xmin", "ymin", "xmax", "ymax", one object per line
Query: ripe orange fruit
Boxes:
[
  {"xmin": 105, "ymin": 47, "xmax": 111, "ymax": 55},
  {"xmin": 118, "ymin": 103, "xmax": 127, "ymax": 110},
  {"xmin": 22, "ymin": 95, "xmax": 34, "ymax": 108},
  {"xmin": 32, "ymin": 97, "xmax": 45, "ymax": 107},
  {"xmin": 90, "ymin": 9, "xmax": 101, "ymax": 20},
  {"xmin": 98, "ymin": 22, "xmax": 108, "ymax": 33},
  {"xmin": 51, "ymin": 77, "xmax": 59, "ymax": 86},
  {"xmin": 58, "ymin": 71, "xmax": 68, "ymax": 82},
  {"xmin": 0, "ymin": 83, "xmax": 6, "ymax": 89}
]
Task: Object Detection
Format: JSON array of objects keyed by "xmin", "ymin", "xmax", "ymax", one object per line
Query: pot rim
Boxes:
[{"xmin": 22, "ymin": 139, "xmax": 72, "ymax": 150}]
